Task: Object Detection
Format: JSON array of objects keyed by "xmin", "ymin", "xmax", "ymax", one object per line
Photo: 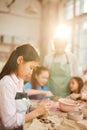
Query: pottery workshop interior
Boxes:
[{"xmin": 0, "ymin": 0, "xmax": 87, "ymax": 130}]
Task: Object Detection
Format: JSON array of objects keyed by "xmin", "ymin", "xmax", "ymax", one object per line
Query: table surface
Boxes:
[{"xmin": 24, "ymin": 100, "xmax": 87, "ymax": 130}]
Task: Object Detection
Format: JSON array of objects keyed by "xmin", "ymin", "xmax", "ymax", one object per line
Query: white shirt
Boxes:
[
  {"xmin": 0, "ymin": 73, "xmax": 30, "ymax": 129},
  {"xmin": 44, "ymin": 52, "xmax": 78, "ymax": 76}
]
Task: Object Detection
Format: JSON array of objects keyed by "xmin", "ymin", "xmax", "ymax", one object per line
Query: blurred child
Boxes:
[
  {"xmin": 24, "ymin": 66, "xmax": 53, "ymax": 99},
  {"xmin": 69, "ymin": 77, "xmax": 84, "ymax": 100}
]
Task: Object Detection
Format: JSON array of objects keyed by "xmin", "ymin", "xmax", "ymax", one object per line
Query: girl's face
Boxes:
[
  {"xmin": 16, "ymin": 56, "xmax": 37, "ymax": 80},
  {"xmin": 25, "ymin": 62, "xmax": 39, "ymax": 81},
  {"xmin": 70, "ymin": 79, "xmax": 79, "ymax": 93},
  {"xmin": 35, "ymin": 71, "xmax": 49, "ymax": 86}
]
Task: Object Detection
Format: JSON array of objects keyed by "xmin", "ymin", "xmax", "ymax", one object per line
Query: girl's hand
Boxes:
[
  {"xmin": 38, "ymin": 99, "xmax": 59, "ymax": 111},
  {"xmin": 46, "ymin": 101, "xmax": 59, "ymax": 110},
  {"xmin": 70, "ymin": 93, "xmax": 81, "ymax": 100},
  {"xmin": 35, "ymin": 105, "xmax": 48, "ymax": 116},
  {"xmin": 45, "ymin": 91, "xmax": 53, "ymax": 97},
  {"xmin": 25, "ymin": 104, "xmax": 48, "ymax": 122}
]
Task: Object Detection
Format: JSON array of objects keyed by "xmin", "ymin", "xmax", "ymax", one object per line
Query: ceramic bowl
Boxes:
[{"xmin": 58, "ymin": 98, "xmax": 77, "ymax": 112}]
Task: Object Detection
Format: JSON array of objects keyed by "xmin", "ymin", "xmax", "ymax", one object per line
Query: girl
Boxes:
[
  {"xmin": 69, "ymin": 77, "xmax": 84, "ymax": 100},
  {"xmin": 70, "ymin": 77, "xmax": 84, "ymax": 93},
  {"xmin": 24, "ymin": 66, "xmax": 53, "ymax": 99},
  {"xmin": 0, "ymin": 44, "xmax": 47, "ymax": 130}
]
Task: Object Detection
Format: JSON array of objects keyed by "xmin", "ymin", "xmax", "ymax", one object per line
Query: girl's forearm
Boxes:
[
  {"xmin": 25, "ymin": 105, "xmax": 46, "ymax": 122},
  {"xmin": 25, "ymin": 89, "xmax": 46, "ymax": 96},
  {"xmin": 25, "ymin": 109, "xmax": 38, "ymax": 122}
]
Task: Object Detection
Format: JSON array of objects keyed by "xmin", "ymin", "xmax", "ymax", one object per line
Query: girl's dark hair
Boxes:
[
  {"xmin": 31, "ymin": 66, "xmax": 49, "ymax": 89},
  {"xmin": 71, "ymin": 77, "xmax": 84, "ymax": 93},
  {"xmin": 0, "ymin": 44, "xmax": 39, "ymax": 79}
]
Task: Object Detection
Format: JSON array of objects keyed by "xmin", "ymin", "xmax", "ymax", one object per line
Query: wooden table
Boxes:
[{"xmin": 24, "ymin": 100, "xmax": 87, "ymax": 130}]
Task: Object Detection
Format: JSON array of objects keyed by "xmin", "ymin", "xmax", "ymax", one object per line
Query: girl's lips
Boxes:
[{"xmin": 40, "ymin": 83, "xmax": 46, "ymax": 86}]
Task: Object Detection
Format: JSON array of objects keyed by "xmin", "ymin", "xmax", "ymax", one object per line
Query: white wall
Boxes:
[{"xmin": 0, "ymin": 13, "xmax": 41, "ymax": 45}]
